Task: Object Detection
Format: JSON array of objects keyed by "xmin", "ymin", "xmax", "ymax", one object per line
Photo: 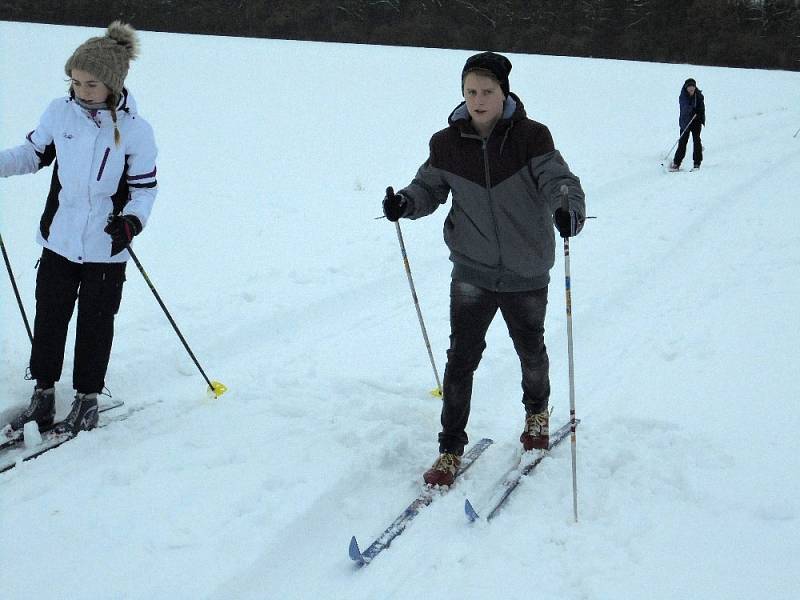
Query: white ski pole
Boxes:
[
  {"xmin": 388, "ymin": 187, "xmax": 443, "ymax": 398},
  {"xmin": 560, "ymin": 185, "xmax": 579, "ymax": 523}
]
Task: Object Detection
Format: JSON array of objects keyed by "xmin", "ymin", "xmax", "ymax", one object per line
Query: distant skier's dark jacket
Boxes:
[
  {"xmin": 399, "ymin": 92, "xmax": 585, "ymax": 292},
  {"xmin": 679, "ymin": 85, "xmax": 705, "ymax": 130}
]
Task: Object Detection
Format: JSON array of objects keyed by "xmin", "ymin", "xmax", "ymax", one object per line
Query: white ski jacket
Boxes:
[{"xmin": 0, "ymin": 90, "xmax": 158, "ymax": 263}]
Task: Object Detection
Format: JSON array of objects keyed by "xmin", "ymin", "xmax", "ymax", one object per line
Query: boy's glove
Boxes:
[
  {"xmin": 383, "ymin": 186, "xmax": 409, "ymax": 222},
  {"xmin": 553, "ymin": 208, "xmax": 583, "ymax": 238}
]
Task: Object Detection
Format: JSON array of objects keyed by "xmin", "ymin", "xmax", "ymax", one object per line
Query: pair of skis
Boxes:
[
  {"xmin": 0, "ymin": 400, "xmax": 126, "ymax": 474},
  {"xmin": 349, "ymin": 420, "xmax": 576, "ymax": 567},
  {"xmin": 666, "ymin": 166, "xmax": 700, "ymax": 173}
]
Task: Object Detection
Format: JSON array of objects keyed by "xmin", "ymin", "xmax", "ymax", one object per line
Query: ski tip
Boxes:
[
  {"xmin": 465, "ymin": 498, "xmax": 480, "ymax": 522},
  {"xmin": 99, "ymin": 399, "xmax": 125, "ymax": 413},
  {"xmin": 349, "ymin": 536, "xmax": 365, "ymax": 566}
]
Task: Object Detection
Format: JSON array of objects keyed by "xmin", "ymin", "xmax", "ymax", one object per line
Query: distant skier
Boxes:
[
  {"xmin": 0, "ymin": 22, "xmax": 158, "ymax": 435},
  {"xmin": 383, "ymin": 51, "xmax": 586, "ymax": 486},
  {"xmin": 669, "ymin": 78, "xmax": 705, "ymax": 171}
]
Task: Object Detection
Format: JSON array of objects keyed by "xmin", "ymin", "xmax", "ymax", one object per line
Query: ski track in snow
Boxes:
[{"xmin": 1, "ymin": 21, "xmax": 799, "ymax": 600}]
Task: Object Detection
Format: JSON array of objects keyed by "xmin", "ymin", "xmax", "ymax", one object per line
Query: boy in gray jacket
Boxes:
[{"xmin": 383, "ymin": 51, "xmax": 585, "ymax": 486}]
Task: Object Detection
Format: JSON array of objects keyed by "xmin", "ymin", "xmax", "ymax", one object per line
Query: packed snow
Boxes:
[{"xmin": 1, "ymin": 21, "xmax": 799, "ymax": 600}]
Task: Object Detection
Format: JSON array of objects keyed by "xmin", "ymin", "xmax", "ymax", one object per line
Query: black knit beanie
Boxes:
[{"xmin": 462, "ymin": 51, "xmax": 512, "ymax": 97}]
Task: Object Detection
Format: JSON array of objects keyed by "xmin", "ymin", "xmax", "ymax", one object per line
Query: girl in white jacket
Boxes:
[{"xmin": 0, "ymin": 22, "xmax": 158, "ymax": 435}]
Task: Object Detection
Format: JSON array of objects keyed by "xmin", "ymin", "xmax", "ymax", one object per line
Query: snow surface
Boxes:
[{"xmin": 1, "ymin": 21, "xmax": 799, "ymax": 600}]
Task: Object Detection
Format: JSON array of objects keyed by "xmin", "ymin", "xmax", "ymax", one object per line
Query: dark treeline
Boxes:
[{"xmin": 1, "ymin": 0, "xmax": 798, "ymax": 70}]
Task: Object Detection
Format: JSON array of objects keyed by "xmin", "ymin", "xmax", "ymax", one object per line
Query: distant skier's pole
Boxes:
[
  {"xmin": 661, "ymin": 114, "xmax": 697, "ymax": 164},
  {"xmin": 126, "ymin": 244, "xmax": 227, "ymax": 398},
  {"xmin": 389, "ymin": 188, "xmax": 442, "ymax": 398},
  {"xmin": 559, "ymin": 185, "xmax": 579, "ymax": 523},
  {"xmin": 0, "ymin": 232, "xmax": 33, "ymax": 343},
  {"xmin": 793, "ymin": 127, "xmax": 800, "ymax": 138}
]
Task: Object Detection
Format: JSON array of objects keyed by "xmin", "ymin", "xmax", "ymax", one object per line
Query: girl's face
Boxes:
[
  {"xmin": 463, "ymin": 72, "xmax": 505, "ymax": 135},
  {"xmin": 70, "ymin": 68, "xmax": 111, "ymax": 104}
]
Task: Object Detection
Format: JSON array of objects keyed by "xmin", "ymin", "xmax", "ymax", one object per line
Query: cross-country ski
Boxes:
[
  {"xmin": 349, "ymin": 437, "xmax": 493, "ymax": 567},
  {"xmin": 464, "ymin": 420, "xmax": 578, "ymax": 522}
]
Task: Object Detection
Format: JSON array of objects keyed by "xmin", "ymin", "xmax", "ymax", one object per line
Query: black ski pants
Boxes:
[
  {"xmin": 29, "ymin": 248, "xmax": 126, "ymax": 394},
  {"xmin": 673, "ymin": 120, "xmax": 703, "ymax": 167},
  {"xmin": 439, "ymin": 279, "xmax": 550, "ymax": 455}
]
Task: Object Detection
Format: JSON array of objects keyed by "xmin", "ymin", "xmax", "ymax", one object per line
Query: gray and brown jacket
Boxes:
[{"xmin": 399, "ymin": 93, "xmax": 585, "ymax": 291}]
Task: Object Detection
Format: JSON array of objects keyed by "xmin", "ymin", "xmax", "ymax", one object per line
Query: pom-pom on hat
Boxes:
[
  {"xmin": 462, "ymin": 51, "xmax": 512, "ymax": 97},
  {"xmin": 65, "ymin": 21, "xmax": 139, "ymax": 95}
]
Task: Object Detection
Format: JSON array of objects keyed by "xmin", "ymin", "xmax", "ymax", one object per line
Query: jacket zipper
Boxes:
[
  {"xmin": 97, "ymin": 147, "xmax": 110, "ymax": 181},
  {"xmin": 481, "ymin": 138, "xmax": 505, "ymax": 286}
]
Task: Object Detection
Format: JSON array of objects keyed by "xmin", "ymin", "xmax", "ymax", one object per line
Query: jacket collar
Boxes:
[{"xmin": 69, "ymin": 87, "xmax": 134, "ymax": 115}]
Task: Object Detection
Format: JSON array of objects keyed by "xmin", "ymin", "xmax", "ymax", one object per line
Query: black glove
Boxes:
[
  {"xmin": 553, "ymin": 208, "xmax": 583, "ymax": 238},
  {"xmin": 104, "ymin": 214, "xmax": 142, "ymax": 256},
  {"xmin": 382, "ymin": 186, "xmax": 409, "ymax": 222}
]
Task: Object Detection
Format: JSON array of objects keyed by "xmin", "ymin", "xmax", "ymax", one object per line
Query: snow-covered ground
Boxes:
[{"xmin": 1, "ymin": 21, "xmax": 799, "ymax": 600}]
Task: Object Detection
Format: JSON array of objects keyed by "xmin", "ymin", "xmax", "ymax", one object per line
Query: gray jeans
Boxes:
[{"xmin": 439, "ymin": 279, "xmax": 550, "ymax": 454}]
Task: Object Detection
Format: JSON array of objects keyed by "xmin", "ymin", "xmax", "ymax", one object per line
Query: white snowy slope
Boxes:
[{"xmin": 1, "ymin": 21, "xmax": 799, "ymax": 600}]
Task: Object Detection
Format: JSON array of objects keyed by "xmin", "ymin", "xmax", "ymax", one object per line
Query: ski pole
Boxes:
[
  {"xmin": 560, "ymin": 185, "xmax": 579, "ymax": 523},
  {"xmin": 126, "ymin": 244, "xmax": 227, "ymax": 398},
  {"xmin": 661, "ymin": 114, "xmax": 697, "ymax": 164},
  {"xmin": 0, "ymin": 232, "xmax": 33, "ymax": 343},
  {"xmin": 793, "ymin": 127, "xmax": 800, "ymax": 138},
  {"xmin": 389, "ymin": 187, "xmax": 442, "ymax": 398}
]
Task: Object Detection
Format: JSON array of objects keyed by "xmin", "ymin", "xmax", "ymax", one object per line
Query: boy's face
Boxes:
[
  {"xmin": 686, "ymin": 85, "xmax": 696, "ymax": 96},
  {"xmin": 463, "ymin": 72, "xmax": 504, "ymax": 132}
]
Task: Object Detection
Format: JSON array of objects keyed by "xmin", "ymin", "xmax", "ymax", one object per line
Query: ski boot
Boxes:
[
  {"xmin": 54, "ymin": 393, "xmax": 99, "ymax": 435},
  {"xmin": 423, "ymin": 452, "xmax": 461, "ymax": 486},
  {"xmin": 10, "ymin": 386, "xmax": 56, "ymax": 431},
  {"xmin": 520, "ymin": 408, "xmax": 550, "ymax": 451}
]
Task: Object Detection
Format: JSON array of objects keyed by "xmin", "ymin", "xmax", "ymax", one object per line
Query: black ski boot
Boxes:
[
  {"xmin": 10, "ymin": 386, "xmax": 56, "ymax": 431},
  {"xmin": 54, "ymin": 393, "xmax": 99, "ymax": 435}
]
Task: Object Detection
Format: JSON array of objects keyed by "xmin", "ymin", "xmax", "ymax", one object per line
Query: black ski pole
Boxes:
[
  {"xmin": 661, "ymin": 114, "xmax": 697, "ymax": 165},
  {"xmin": 560, "ymin": 185, "xmax": 579, "ymax": 523},
  {"xmin": 388, "ymin": 187, "xmax": 443, "ymax": 397},
  {"xmin": 793, "ymin": 127, "xmax": 800, "ymax": 138},
  {"xmin": 0, "ymin": 232, "xmax": 33, "ymax": 343},
  {"xmin": 126, "ymin": 244, "xmax": 226, "ymax": 398}
]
